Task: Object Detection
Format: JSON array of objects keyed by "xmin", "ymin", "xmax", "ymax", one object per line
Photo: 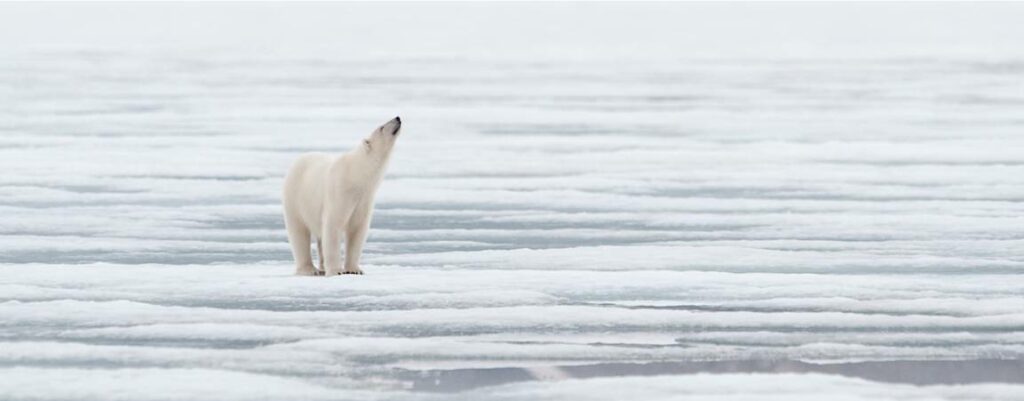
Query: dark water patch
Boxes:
[{"xmin": 399, "ymin": 359, "xmax": 1024, "ymax": 392}]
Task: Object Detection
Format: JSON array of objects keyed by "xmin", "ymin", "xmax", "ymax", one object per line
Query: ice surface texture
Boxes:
[{"xmin": 3, "ymin": 4, "xmax": 1024, "ymax": 400}]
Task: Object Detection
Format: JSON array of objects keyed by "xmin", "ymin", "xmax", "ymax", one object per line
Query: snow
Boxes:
[
  {"xmin": 4, "ymin": 370, "xmax": 1021, "ymax": 401},
  {"xmin": 3, "ymin": 2, "xmax": 1024, "ymax": 400}
]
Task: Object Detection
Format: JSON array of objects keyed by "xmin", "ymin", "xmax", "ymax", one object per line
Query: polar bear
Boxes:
[{"xmin": 282, "ymin": 117, "xmax": 402, "ymax": 276}]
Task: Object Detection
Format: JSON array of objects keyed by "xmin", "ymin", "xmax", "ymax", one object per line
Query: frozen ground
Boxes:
[{"xmin": 3, "ymin": 3, "xmax": 1024, "ymax": 400}]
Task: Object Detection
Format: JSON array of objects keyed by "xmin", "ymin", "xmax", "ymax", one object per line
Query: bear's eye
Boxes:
[{"xmin": 363, "ymin": 139, "xmax": 372, "ymax": 151}]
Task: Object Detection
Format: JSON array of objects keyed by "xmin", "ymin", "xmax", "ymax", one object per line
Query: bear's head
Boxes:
[{"xmin": 362, "ymin": 116, "xmax": 402, "ymax": 159}]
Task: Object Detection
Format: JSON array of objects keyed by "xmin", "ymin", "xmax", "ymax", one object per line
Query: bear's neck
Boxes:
[{"xmin": 347, "ymin": 147, "xmax": 392, "ymax": 183}]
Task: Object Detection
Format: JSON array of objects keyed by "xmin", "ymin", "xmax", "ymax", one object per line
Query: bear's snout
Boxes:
[{"xmin": 391, "ymin": 116, "xmax": 402, "ymax": 135}]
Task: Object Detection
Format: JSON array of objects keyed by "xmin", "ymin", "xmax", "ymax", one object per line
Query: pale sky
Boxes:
[{"xmin": 2, "ymin": 2, "xmax": 1022, "ymax": 59}]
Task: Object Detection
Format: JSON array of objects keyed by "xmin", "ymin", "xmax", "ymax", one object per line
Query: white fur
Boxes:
[{"xmin": 282, "ymin": 117, "xmax": 401, "ymax": 276}]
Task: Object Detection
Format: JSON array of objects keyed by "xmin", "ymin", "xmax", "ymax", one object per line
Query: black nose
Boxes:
[{"xmin": 394, "ymin": 116, "xmax": 401, "ymax": 125}]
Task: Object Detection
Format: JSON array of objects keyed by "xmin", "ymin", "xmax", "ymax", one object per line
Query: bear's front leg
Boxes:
[
  {"xmin": 342, "ymin": 210, "xmax": 372, "ymax": 275},
  {"xmin": 342, "ymin": 229, "xmax": 366, "ymax": 275},
  {"xmin": 322, "ymin": 227, "xmax": 344, "ymax": 276}
]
